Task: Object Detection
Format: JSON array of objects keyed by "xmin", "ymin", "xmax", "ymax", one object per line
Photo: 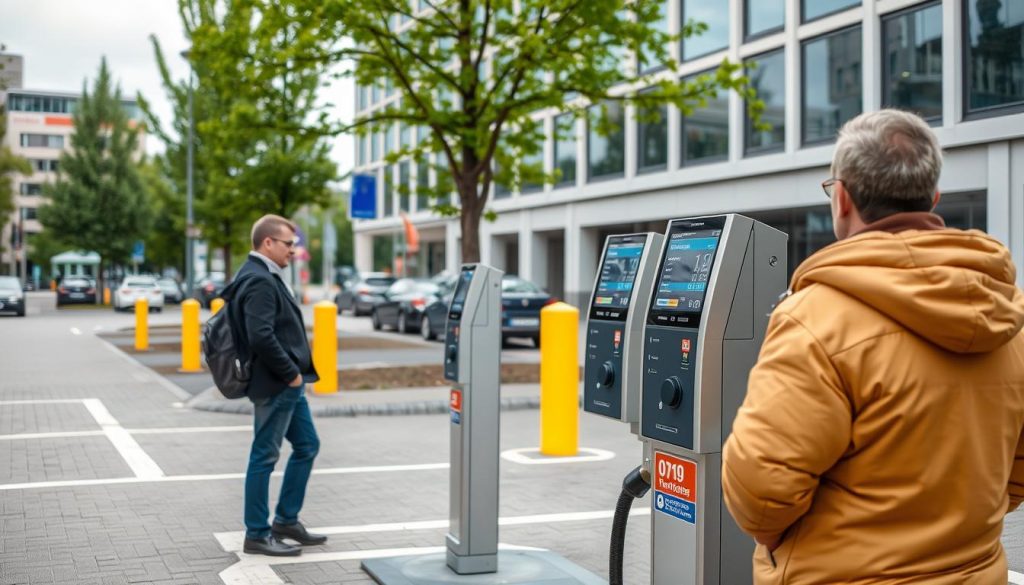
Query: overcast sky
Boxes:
[{"xmin": 2, "ymin": 0, "xmax": 354, "ymax": 178}]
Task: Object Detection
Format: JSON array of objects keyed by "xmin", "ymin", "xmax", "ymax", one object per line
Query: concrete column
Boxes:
[
  {"xmin": 446, "ymin": 220, "xmax": 461, "ymax": 271},
  {"xmin": 531, "ymin": 232, "xmax": 549, "ymax": 292},
  {"xmin": 862, "ymin": 0, "xmax": 880, "ymax": 113},
  {"xmin": 987, "ymin": 141, "xmax": 1011, "ymax": 257},
  {"xmin": 355, "ymin": 231, "xmax": 374, "ymax": 273},
  {"xmin": 784, "ymin": 0, "xmax": 799, "ymax": 153},
  {"xmin": 943, "ymin": 0, "xmax": 961, "ymax": 128},
  {"xmin": 518, "ymin": 212, "xmax": 533, "ymax": 281}
]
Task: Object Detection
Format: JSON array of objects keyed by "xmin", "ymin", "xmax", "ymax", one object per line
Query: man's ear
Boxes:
[
  {"xmin": 835, "ymin": 181, "xmax": 854, "ymax": 219},
  {"xmin": 931, "ymin": 190, "xmax": 941, "ymax": 210}
]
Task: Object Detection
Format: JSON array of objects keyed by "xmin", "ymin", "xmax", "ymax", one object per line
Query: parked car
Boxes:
[
  {"xmin": 0, "ymin": 276, "xmax": 26, "ymax": 316},
  {"xmin": 56, "ymin": 277, "xmax": 97, "ymax": 307},
  {"xmin": 371, "ymin": 278, "xmax": 446, "ymax": 333},
  {"xmin": 335, "ymin": 273, "xmax": 396, "ymax": 316},
  {"xmin": 157, "ymin": 278, "xmax": 185, "ymax": 304},
  {"xmin": 193, "ymin": 273, "xmax": 227, "ymax": 308},
  {"xmin": 113, "ymin": 276, "xmax": 165, "ymax": 312},
  {"xmin": 21, "ymin": 280, "xmax": 36, "ymax": 291},
  {"xmin": 420, "ymin": 275, "xmax": 554, "ymax": 345},
  {"xmin": 334, "ymin": 265, "xmax": 358, "ymax": 290}
]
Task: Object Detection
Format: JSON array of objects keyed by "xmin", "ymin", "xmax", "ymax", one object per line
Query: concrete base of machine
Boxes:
[{"xmin": 362, "ymin": 549, "xmax": 606, "ymax": 585}]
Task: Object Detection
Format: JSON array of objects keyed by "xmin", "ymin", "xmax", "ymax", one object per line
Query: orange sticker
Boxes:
[
  {"xmin": 450, "ymin": 389, "xmax": 462, "ymax": 413},
  {"xmin": 681, "ymin": 339, "xmax": 691, "ymax": 353},
  {"xmin": 654, "ymin": 451, "xmax": 697, "ymax": 503}
]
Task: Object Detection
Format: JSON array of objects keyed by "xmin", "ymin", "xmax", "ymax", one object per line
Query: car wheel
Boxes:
[
  {"xmin": 372, "ymin": 310, "xmax": 382, "ymax": 330},
  {"xmin": 421, "ymin": 315, "xmax": 434, "ymax": 341},
  {"xmin": 398, "ymin": 312, "xmax": 408, "ymax": 334}
]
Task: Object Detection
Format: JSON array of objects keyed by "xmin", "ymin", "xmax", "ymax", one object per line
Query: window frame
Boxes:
[
  {"xmin": 961, "ymin": 0, "xmax": 1024, "ymax": 120},
  {"xmin": 743, "ymin": 0, "xmax": 785, "ymax": 42},
  {"xmin": 880, "ymin": 0, "xmax": 943, "ymax": 124},
  {"xmin": 800, "ymin": 24, "xmax": 864, "ymax": 147}
]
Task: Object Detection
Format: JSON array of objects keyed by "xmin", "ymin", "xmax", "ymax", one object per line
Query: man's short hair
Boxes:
[
  {"xmin": 251, "ymin": 214, "xmax": 297, "ymax": 250},
  {"xmin": 832, "ymin": 109, "xmax": 943, "ymax": 223}
]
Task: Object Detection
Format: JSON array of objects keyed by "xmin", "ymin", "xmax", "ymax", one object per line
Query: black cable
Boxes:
[{"xmin": 610, "ymin": 465, "xmax": 651, "ymax": 585}]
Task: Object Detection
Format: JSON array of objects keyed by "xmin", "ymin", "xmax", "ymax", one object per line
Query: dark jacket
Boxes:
[{"xmin": 221, "ymin": 256, "xmax": 318, "ymax": 403}]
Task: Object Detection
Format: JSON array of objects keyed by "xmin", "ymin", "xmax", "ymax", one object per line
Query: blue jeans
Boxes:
[{"xmin": 244, "ymin": 387, "xmax": 320, "ymax": 539}]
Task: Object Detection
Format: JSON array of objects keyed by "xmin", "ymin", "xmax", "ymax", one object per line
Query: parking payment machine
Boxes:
[
  {"xmin": 584, "ymin": 233, "xmax": 663, "ymax": 431},
  {"xmin": 641, "ymin": 215, "xmax": 787, "ymax": 585}
]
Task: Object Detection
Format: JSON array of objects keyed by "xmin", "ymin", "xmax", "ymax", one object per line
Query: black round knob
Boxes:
[
  {"xmin": 598, "ymin": 361, "xmax": 616, "ymax": 387},
  {"xmin": 660, "ymin": 377, "xmax": 683, "ymax": 408},
  {"xmin": 446, "ymin": 345, "xmax": 458, "ymax": 362}
]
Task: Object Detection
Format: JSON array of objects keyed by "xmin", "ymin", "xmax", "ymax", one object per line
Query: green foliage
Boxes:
[
  {"xmin": 0, "ymin": 103, "xmax": 31, "ymax": 257},
  {"xmin": 324, "ymin": 0, "xmax": 759, "ymax": 262},
  {"xmin": 141, "ymin": 0, "xmax": 339, "ymax": 277},
  {"xmin": 138, "ymin": 158, "xmax": 185, "ymax": 273},
  {"xmin": 38, "ymin": 58, "xmax": 151, "ymax": 291}
]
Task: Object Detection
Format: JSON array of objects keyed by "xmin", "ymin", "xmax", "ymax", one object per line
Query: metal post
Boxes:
[{"xmin": 183, "ymin": 50, "xmax": 195, "ymax": 298}]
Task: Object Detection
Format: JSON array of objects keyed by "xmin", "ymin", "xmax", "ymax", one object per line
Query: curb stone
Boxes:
[{"xmin": 189, "ymin": 393, "xmax": 544, "ymax": 417}]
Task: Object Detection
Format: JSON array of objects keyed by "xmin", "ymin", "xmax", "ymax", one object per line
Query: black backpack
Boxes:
[{"xmin": 202, "ymin": 295, "xmax": 251, "ymax": 399}]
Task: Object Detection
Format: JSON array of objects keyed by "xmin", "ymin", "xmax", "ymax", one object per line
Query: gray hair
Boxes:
[{"xmin": 831, "ymin": 109, "xmax": 943, "ymax": 222}]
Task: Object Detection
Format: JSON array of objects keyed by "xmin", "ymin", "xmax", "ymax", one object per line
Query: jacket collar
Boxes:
[{"xmin": 848, "ymin": 212, "xmax": 945, "ymax": 238}]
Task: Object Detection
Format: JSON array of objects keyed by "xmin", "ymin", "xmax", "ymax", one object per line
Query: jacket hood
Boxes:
[{"xmin": 792, "ymin": 226, "xmax": 1024, "ymax": 354}]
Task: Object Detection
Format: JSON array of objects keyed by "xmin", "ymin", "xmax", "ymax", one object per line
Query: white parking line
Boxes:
[
  {"xmin": 95, "ymin": 336, "xmax": 192, "ymax": 400},
  {"xmin": 0, "ymin": 430, "xmax": 105, "ymax": 441},
  {"xmin": 1011, "ymin": 570, "xmax": 1024, "ymax": 584},
  {"xmin": 501, "ymin": 447, "xmax": 616, "ymax": 465},
  {"xmin": 70, "ymin": 327, "xmax": 81, "ymax": 335},
  {"xmin": 82, "ymin": 399, "xmax": 165, "ymax": 480},
  {"xmin": 0, "ymin": 425, "xmax": 249, "ymax": 442}
]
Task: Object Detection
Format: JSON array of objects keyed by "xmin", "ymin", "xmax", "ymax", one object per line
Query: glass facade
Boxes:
[
  {"xmin": 383, "ymin": 167, "xmax": 394, "ymax": 217},
  {"xmin": 417, "ymin": 158, "xmax": 430, "ymax": 211},
  {"xmin": 965, "ymin": 0, "xmax": 1024, "ymax": 114},
  {"xmin": 554, "ymin": 113, "xmax": 577, "ymax": 187},
  {"xmin": 802, "ymin": 26, "xmax": 863, "ymax": 144},
  {"xmin": 682, "ymin": 0, "xmax": 730, "ymax": 60},
  {"xmin": 399, "ymin": 162, "xmax": 411, "ymax": 212},
  {"xmin": 883, "ymin": 2, "xmax": 942, "ymax": 121},
  {"xmin": 637, "ymin": 90, "xmax": 668, "ymax": 172},
  {"xmin": 803, "ymin": 0, "xmax": 859, "ymax": 23},
  {"xmin": 588, "ymin": 102, "xmax": 626, "ymax": 180},
  {"xmin": 8, "ymin": 94, "xmax": 76, "ymax": 114},
  {"xmin": 682, "ymin": 75, "xmax": 729, "ymax": 164},
  {"xmin": 746, "ymin": 49, "xmax": 786, "ymax": 153},
  {"xmin": 640, "ymin": 1, "xmax": 671, "ymax": 73},
  {"xmin": 746, "ymin": 0, "xmax": 784, "ymax": 38},
  {"xmin": 20, "ymin": 134, "xmax": 64, "ymax": 149}
]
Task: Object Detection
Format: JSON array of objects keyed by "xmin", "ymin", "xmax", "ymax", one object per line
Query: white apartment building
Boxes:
[{"xmin": 352, "ymin": 0, "xmax": 1024, "ymax": 307}]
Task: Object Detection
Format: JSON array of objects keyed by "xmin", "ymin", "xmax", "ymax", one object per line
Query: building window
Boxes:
[
  {"xmin": 746, "ymin": 49, "xmax": 786, "ymax": 154},
  {"xmin": 371, "ymin": 132, "xmax": 381, "ymax": 162},
  {"xmin": 682, "ymin": 74, "xmax": 729, "ymax": 164},
  {"xmin": 802, "ymin": 26, "xmax": 863, "ymax": 145},
  {"xmin": 882, "ymin": 2, "xmax": 943, "ymax": 122},
  {"xmin": 21, "ymin": 207, "xmax": 38, "ymax": 221},
  {"xmin": 20, "ymin": 134, "xmax": 64, "ymax": 149},
  {"xmin": 371, "ymin": 83, "xmax": 380, "ymax": 105},
  {"xmin": 554, "ymin": 113, "xmax": 577, "ymax": 187},
  {"xmin": 965, "ymin": 0, "xmax": 1024, "ymax": 115},
  {"xmin": 521, "ymin": 145, "xmax": 544, "ymax": 194},
  {"xmin": 7, "ymin": 94, "xmax": 76, "ymax": 114},
  {"xmin": 19, "ymin": 183, "xmax": 43, "ymax": 196},
  {"xmin": 682, "ymin": 0, "xmax": 730, "ymax": 61},
  {"xmin": 29, "ymin": 159, "xmax": 59, "ymax": 173},
  {"xmin": 745, "ymin": 0, "xmax": 784, "ymax": 39},
  {"xmin": 357, "ymin": 136, "xmax": 366, "ymax": 167},
  {"xmin": 357, "ymin": 85, "xmax": 367, "ymax": 111},
  {"xmin": 640, "ymin": 1, "xmax": 671, "ymax": 73},
  {"xmin": 637, "ymin": 89, "xmax": 668, "ymax": 172},
  {"xmin": 588, "ymin": 102, "xmax": 626, "ymax": 180},
  {"xmin": 399, "ymin": 162, "xmax": 411, "ymax": 212},
  {"xmin": 416, "ymin": 158, "xmax": 430, "ymax": 211},
  {"xmin": 802, "ymin": 0, "xmax": 859, "ymax": 23},
  {"xmin": 383, "ymin": 167, "xmax": 394, "ymax": 217}
]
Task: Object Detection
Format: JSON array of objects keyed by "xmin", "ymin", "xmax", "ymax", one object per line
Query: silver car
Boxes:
[
  {"xmin": 114, "ymin": 276, "xmax": 165, "ymax": 312},
  {"xmin": 0, "ymin": 276, "xmax": 25, "ymax": 317}
]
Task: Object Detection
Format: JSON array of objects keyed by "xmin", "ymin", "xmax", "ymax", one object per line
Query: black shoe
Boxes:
[
  {"xmin": 271, "ymin": 521, "xmax": 328, "ymax": 546},
  {"xmin": 243, "ymin": 535, "xmax": 302, "ymax": 557}
]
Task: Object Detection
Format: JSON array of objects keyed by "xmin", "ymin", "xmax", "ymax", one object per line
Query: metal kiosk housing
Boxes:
[
  {"xmin": 640, "ymin": 214, "xmax": 787, "ymax": 585},
  {"xmin": 584, "ymin": 232, "xmax": 664, "ymax": 433}
]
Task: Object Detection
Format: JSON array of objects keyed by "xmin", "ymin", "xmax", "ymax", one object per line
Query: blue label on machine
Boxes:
[
  {"xmin": 654, "ymin": 491, "xmax": 696, "ymax": 524},
  {"xmin": 450, "ymin": 411, "xmax": 461, "ymax": 424}
]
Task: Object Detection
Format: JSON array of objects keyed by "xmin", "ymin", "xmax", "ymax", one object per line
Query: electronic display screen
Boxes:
[
  {"xmin": 589, "ymin": 234, "xmax": 647, "ymax": 322},
  {"xmin": 448, "ymin": 266, "xmax": 475, "ymax": 318},
  {"xmin": 648, "ymin": 217, "xmax": 725, "ymax": 328}
]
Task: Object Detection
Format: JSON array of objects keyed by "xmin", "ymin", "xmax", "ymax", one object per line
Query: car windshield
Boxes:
[
  {"xmin": 64, "ymin": 279, "xmax": 90, "ymax": 287},
  {"xmin": 501, "ymin": 277, "xmax": 542, "ymax": 293},
  {"xmin": 366, "ymin": 277, "xmax": 395, "ymax": 286},
  {"xmin": 0, "ymin": 276, "xmax": 20, "ymax": 291}
]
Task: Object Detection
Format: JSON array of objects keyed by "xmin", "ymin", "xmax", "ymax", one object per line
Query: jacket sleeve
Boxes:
[
  {"xmin": 242, "ymin": 278, "xmax": 300, "ymax": 383},
  {"xmin": 722, "ymin": 311, "xmax": 851, "ymax": 544},
  {"xmin": 1009, "ymin": 429, "xmax": 1024, "ymax": 513}
]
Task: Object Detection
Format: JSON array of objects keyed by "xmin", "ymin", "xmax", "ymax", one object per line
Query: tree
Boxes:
[
  {"xmin": 321, "ymin": 0, "xmax": 759, "ymax": 263},
  {"xmin": 38, "ymin": 58, "xmax": 150, "ymax": 297},
  {"xmin": 141, "ymin": 0, "xmax": 340, "ymax": 277},
  {"xmin": 138, "ymin": 158, "xmax": 185, "ymax": 274},
  {"xmin": 0, "ymin": 44, "xmax": 32, "ymax": 264}
]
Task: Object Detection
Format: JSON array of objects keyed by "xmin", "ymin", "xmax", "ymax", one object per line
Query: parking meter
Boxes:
[
  {"xmin": 584, "ymin": 233, "xmax": 663, "ymax": 432},
  {"xmin": 641, "ymin": 215, "xmax": 787, "ymax": 585},
  {"xmin": 443, "ymin": 263, "xmax": 503, "ymax": 574}
]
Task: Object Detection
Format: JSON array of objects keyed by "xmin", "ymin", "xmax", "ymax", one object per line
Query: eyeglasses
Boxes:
[
  {"xmin": 821, "ymin": 178, "xmax": 844, "ymax": 199},
  {"xmin": 270, "ymin": 237, "xmax": 299, "ymax": 248}
]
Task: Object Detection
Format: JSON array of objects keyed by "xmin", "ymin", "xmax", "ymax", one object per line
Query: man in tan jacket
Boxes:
[{"xmin": 722, "ymin": 109, "xmax": 1024, "ymax": 584}]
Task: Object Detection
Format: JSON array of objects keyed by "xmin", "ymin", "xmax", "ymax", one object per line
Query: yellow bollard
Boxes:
[
  {"xmin": 210, "ymin": 297, "xmax": 225, "ymax": 316},
  {"xmin": 312, "ymin": 300, "xmax": 338, "ymax": 394},
  {"xmin": 50, "ymin": 280, "xmax": 56, "ymax": 291},
  {"xmin": 134, "ymin": 297, "xmax": 149, "ymax": 352},
  {"xmin": 180, "ymin": 299, "xmax": 202, "ymax": 372},
  {"xmin": 103, "ymin": 287, "xmax": 111, "ymax": 305},
  {"xmin": 539, "ymin": 302, "xmax": 579, "ymax": 456}
]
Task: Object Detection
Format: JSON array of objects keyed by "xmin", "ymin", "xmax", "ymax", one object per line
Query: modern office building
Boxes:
[
  {"xmin": 351, "ymin": 0, "xmax": 1024, "ymax": 307},
  {"xmin": 1, "ymin": 77, "xmax": 145, "ymax": 279}
]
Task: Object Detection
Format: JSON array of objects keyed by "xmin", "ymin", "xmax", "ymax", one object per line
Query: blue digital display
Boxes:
[
  {"xmin": 650, "ymin": 220, "xmax": 723, "ymax": 324},
  {"xmin": 590, "ymin": 235, "xmax": 648, "ymax": 322},
  {"xmin": 448, "ymin": 267, "xmax": 475, "ymax": 318}
]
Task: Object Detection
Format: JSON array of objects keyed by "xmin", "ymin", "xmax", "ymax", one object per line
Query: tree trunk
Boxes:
[
  {"xmin": 459, "ymin": 187, "xmax": 482, "ymax": 264},
  {"xmin": 97, "ymin": 259, "xmax": 105, "ymax": 305},
  {"xmin": 222, "ymin": 242, "xmax": 232, "ymax": 279}
]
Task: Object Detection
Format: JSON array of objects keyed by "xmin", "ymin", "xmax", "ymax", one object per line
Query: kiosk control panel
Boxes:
[
  {"xmin": 641, "ymin": 215, "xmax": 787, "ymax": 585},
  {"xmin": 442, "ymin": 263, "xmax": 503, "ymax": 575},
  {"xmin": 584, "ymin": 233, "xmax": 663, "ymax": 427}
]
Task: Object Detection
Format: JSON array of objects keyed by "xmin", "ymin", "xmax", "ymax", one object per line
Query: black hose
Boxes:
[{"xmin": 610, "ymin": 465, "xmax": 651, "ymax": 585}]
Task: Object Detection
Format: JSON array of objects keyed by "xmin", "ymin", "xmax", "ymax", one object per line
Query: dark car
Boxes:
[
  {"xmin": 371, "ymin": 278, "xmax": 445, "ymax": 333},
  {"xmin": 335, "ymin": 273, "xmax": 396, "ymax": 316},
  {"xmin": 420, "ymin": 275, "xmax": 553, "ymax": 346},
  {"xmin": 0, "ymin": 276, "xmax": 26, "ymax": 316},
  {"xmin": 157, "ymin": 278, "xmax": 185, "ymax": 304},
  {"xmin": 193, "ymin": 273, "xmax": 227, "ymax": 308},
  {"xmin": 56, "ymin": 277, "xmax": 97, "ymax": 307}
]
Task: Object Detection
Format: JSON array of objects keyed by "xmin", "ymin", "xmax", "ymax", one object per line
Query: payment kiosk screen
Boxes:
[
  {"xmin": 448, "ymin": 267, "xmax": 475, "ymax": 319},
  {"xmin": 648, "ymin": 217, "xmax": 725, "ymax": 328},
  {"xmin": 589, "ymin": 234, "xmax": 646, "ymax": 322}
]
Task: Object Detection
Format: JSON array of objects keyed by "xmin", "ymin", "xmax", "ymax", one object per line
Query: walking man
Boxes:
[
  {"xmin": 222, "ymin": 214, "xmax": 326, "ymax": 557},
  {"xmin": 722, "ymin": 110, "xmax": 1024, "ymax": 583}
]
